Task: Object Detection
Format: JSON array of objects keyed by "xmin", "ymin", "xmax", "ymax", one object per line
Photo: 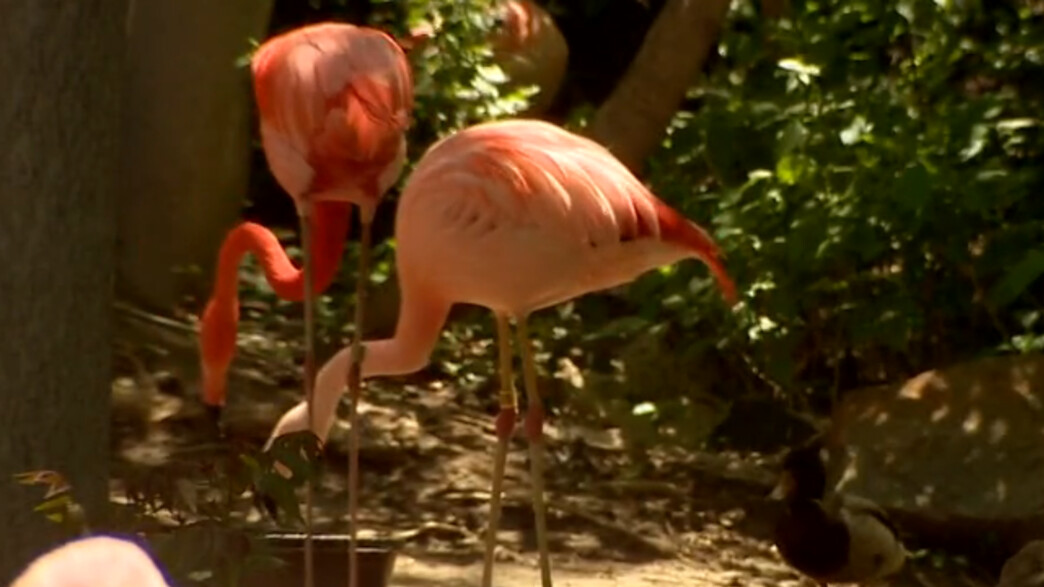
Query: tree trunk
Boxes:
[
  {"xmin": 0, "ymin": 1, "xmax": 126, "ymax": 581},
  {"xmin": 118, "ymin": 0, "xmax": 274, "ymax": 314},
  {"xmin": 760, "ymin": 0, "xmax": 790, "ymax": 19},
  {"xmin": 586, "ymin": 0, "xmax": 731, "ymax": 172}
]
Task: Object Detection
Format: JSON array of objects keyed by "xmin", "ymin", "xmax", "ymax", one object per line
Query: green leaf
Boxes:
[
  {"xmin": 584, "ymin": 316, "xmax": 650, "ymax": 342},
  {"xmin": 776, "ymin": 154, "xmax": 810, "ymax": 185},
  {"xmin": 777, "ymin": 120, "xmax": 809, "ymax": 158},
  {"xmin": 895, "ymin": 163, "xmax": 931, "ymax": 212},
  {"xmin": 265, "ymin": 432, "xmax": 322, "ymax": 483},
  {"xmin": 960, "ymin": 124, "xmax": 989, "ymax": 161},
  {"xmin": 33, "ymin": 495, "xmax": 72, "ymax": 515},
  {"xmin": 255, "ymin": 472, "xmax": 305, "ymax": 525},
  {"xmin": 996, "ymin": 118, "xmax": 1038, "ymax": 132},
  {"xmin": 777, "ymin": 57, "xmax": 821, "ymax": 84},
  {"xmin": 839, "ymin": 116, "xmax": 871, "ymax": 146}
]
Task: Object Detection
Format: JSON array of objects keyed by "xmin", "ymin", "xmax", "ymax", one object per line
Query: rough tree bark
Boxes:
[
  {"xmin": 119, "ymin": 0, "xmax": 274, "ymax": 314},
  {"xmin": 587, "ymin": 0, "xmax": 731, "ymax": 172},
  {"xmin": 0, "ymin": 1, "xmax": 126, "ymax": 581}
]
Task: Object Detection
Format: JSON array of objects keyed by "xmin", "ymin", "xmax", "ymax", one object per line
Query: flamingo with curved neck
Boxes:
[
  {"xmin": 198, "ymin": 22, "xmax": 412, "ymax": 412},
  {"xmin": 198, "ymin": 201, "xmax": 349, "ymax": 408},
  {"xmin": 197, "ymin": 22, "xmax": 413, "ymax": 587},
  {"xmin": 267, "ymin": 119, "xmax": 738, "ymax": 587}
]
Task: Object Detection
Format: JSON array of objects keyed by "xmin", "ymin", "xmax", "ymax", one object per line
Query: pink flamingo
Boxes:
[
  {"xmin": 266, "ymin": 119, "xmax": 738, "ymax": 587},
  {"xmin": 198, "ymin": 22, "xmax": 413, "ymax": 416},
  {"xmin": 11, "ymin": 536, "xmax": 170, "ymax": 587},
  {"xmin": 402, "ymin": 0, "xmax": 569, "ymax": 115},
  {"xmin": 197, "ymin": 22, "xmax": 412, "ymax": 587},
  {"xmin": 489, "ymin": 0, "xmax": 569, "ymax": 114}
]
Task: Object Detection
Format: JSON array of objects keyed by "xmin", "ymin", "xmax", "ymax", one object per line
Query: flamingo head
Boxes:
[{"xmin": 198, "ymin": 299, "xmax": 236, "ymax": 414}]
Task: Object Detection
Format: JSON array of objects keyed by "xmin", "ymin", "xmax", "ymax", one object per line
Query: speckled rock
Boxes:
[{"xmin": 824, "ymin": 354, "xmax": 1044, "ymax": 562}]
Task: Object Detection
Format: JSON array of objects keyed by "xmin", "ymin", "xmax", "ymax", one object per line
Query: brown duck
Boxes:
[{"xmin": 770, "ymin": 438, "xmax": 908, "ymax": 586}]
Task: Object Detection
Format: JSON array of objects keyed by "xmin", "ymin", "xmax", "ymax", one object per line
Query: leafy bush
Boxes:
[{"xmin": 631, "ymin": 0, "xmax": 1044, "ymax": 423}]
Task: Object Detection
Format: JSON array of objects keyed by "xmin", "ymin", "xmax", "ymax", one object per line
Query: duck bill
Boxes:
[{"xmin": 769, "ymin": 471, "xmax": 794, "ymax": 500}]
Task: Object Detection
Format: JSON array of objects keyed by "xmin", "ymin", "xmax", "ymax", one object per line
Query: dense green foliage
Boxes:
[{"xmin": 600, "ymin": 0, "xmax": 1044, "ymax": 435}]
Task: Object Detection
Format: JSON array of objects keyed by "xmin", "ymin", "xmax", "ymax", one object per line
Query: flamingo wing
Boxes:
[{"xmin": 396, "ymin": 120, "xmax": 736, "ymax": 312}]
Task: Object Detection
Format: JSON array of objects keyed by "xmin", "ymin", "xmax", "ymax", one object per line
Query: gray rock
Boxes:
[
  {"xmin": 822, "ymin": 354, "xmax": 1044, "ymax": 561},
  {"xmin": 998, "ymin": 540, "xmax": 1044, "ymax": 587}
]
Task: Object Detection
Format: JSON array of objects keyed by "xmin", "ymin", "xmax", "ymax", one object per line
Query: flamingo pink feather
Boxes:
[{"xmin": 10, "ymin": 536, "xmax": 170, "ymax": 587}]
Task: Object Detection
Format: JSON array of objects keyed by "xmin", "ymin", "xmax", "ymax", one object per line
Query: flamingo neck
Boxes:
[
  {"xmin": 309, "ymin": 280, "xmax": 451, "ymax": 441},
  {"xmin": 209, "ymin": 201, "xmax": 351, "ymax": 303},
  {"xmin": 198, "ymin": 201, "xmax": 351, "ymax": 406},
  {"xmin": 362, "ymin": 285, "xmax": 450, "ymax": 378}
]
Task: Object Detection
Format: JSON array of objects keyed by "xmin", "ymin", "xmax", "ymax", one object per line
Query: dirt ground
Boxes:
[
  {"xmin": 110, "ymin": 304, "xmax": 1000, "ymax": 586},
  {"xmin": 392, "ymin": 555, "xmax": 795, "ymax": 587}
]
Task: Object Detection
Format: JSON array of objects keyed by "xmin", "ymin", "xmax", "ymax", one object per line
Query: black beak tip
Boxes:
[
  {"xmin": 205, "ymin": 404, "xmax": 223, "ymax": 423},
  {"xmin": 204, "ymin": 404, "xmax": 227, "ymax": 439}
]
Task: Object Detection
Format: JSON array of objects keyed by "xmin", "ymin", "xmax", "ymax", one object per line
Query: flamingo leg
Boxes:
[
  {"xmin": 346, "ymin": 218, "xmax": 374, "ymax": 587},
  {"xmin": 482, "ymin": 313, "xmax": 518, "ymax": 587},
  {"xmin": 515, "ymin": 317, "xmax": 553, "ymax": 587},
  {"xmin": 298, "ymin": 203, "xmax": 317, "ymax": 587}
]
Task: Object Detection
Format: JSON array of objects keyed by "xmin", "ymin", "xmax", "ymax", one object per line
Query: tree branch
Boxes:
[{"xmin": 586, "ymin": 0, "xmax": 731, "ymax": 172}]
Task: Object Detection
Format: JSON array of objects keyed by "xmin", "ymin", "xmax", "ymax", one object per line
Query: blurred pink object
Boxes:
[{"xmin": 11, "ymin": 535, "xmax": 169, "ymax": 587}]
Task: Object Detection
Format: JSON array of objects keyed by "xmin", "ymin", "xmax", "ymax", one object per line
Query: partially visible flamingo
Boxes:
[
  {"xmin": 402, "ymin": 0, "xmax": 569, "ymax": 115},
  {"xmin": 197, "ymin": 21, "xmax": 413, "ymax": 587},
  {"xmin": 489, "ymin": 0, "xmax": 569, "ymax": 114},
  {"xmin": 266, "ymin": 119, "xmax": 738, "ymax": 587},
  {"xmin": 11, "ymin": 536, "xmax": 170, "ymax": 587}
]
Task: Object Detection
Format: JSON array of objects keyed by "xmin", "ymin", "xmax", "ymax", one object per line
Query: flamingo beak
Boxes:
[
  {"xmin": 205, "ymin": 404, "xmax": 223, "ymax": 428},
  {"xmin": 202, "ymin": 401, "xmax": 223, "ymax": 434}
]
